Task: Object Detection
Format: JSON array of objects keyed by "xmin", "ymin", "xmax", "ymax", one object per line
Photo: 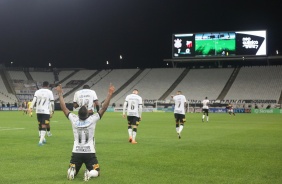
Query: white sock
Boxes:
[
  {"xmin": 89, "ymin": 170, "xmax": 99, "ymax": 178},
  {"xmin": 176, "ymin": 127, "xmax": 179, "ymax": 133},
  {"xmin": 132, "ymin": 131, "xmax": 137, "ymax": 141},
  {"xmin": 68, "ymin": 167, "xmax": 76, "ymax": 175},
  {"xmin": 179, "ymin": 125, "xmax": 184, "ymax": 133},
  {"xmin": 202, "ymin": 115, "xmax": 205, "ymax": 119},
  {"xmin": 39, "ymin": 130, "xmax": 46, "ymax": 143},
  {"xmin": 207, "ymin": 116, "xmax": 209, "ymax": 121},
  {"xmin": 128, "ymin": 129, "xmax": 132, "ymax": 137}
]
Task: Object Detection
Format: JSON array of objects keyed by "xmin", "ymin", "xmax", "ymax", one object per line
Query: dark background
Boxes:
[{"xmin": 0, "ymin": 0, "xmax": 281, "ymax": 69}]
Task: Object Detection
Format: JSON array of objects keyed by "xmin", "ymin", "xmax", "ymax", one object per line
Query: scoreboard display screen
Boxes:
[
  {"xmin": 172, "ymin": 30, "xmax": 266, "ymax": 58},
  {"xmin": 173, "ymin": 34, "xmax": 195, "ymax": 57}
]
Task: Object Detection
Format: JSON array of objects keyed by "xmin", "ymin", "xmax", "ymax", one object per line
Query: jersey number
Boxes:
[
  {"xmin": 178, "ymin": 100, "xmax": 182, "ymax": 108},
  {"xmin": 37, "ymin": 97, "xmax": 48, "ymax": 108},
  {"xmin": 78, "ymin": 99, "xmax": 90, "ymax": 108},
  {"xmin": 78, "ymin": 129, "xmax": 89, "ymax": 145},
  {"xmin": 131, "ymin": 101, "xmax": 135, "ymax": 110}
]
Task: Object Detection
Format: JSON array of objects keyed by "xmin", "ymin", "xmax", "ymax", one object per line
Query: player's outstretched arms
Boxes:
[
  {"xmin": 56, "ymin": 84, "xmax": 70, "ymax": 116},
  {"xmin": 99, "ymin": 83, "xmax": 115, "ymax": 117}
]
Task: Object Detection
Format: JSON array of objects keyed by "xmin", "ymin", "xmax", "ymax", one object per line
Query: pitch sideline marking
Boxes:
[{"xmin": 0, "ymin": 127, "xmax": 25, "ymax": 131}]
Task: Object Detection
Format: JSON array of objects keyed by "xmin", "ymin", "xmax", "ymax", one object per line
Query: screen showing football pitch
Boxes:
[{"xmin": 195, "ymin": 32, "xmax": 236, "ymax": 57}]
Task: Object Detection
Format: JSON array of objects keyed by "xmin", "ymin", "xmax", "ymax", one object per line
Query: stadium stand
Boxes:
[
  {"xmin": 62, "ymin": 69, "xmax": 111, "ymax": 103},
  {"xmin": 1, "ymin": 66, "xmax": 282, "ymax": 109},
  {"xmin": 29, "ymin": 71, "xmax": 55, "ymax": 83},
  {"xmin": 109, "ymin": 68, "xmax": 186, "ymax": 106},
  {"xmin": 8, "ymin": 71, "xmax": 28, "ymax": 80},
  {"xmin": 0, "ymin": 74, "xmax": 18, "ymax": 104},
  {"xmin": 168, "ymin": 68, "xmax": 234, "ymax": 101},
  {"xmin": 224, "ymin": 65, "xmax": 282, "ymax": 107},
  {"xmin": 56, "ymin": 70, "xmax": 75, "ymax": 83},
  {"xmin": 87, "ymin": 69, "xmax": 140, "ymax": 105}
]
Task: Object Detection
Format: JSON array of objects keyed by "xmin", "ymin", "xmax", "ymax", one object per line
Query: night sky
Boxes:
[{"xmin": 0, "ymin": 0, "xmax": 281, "ymax": 69}]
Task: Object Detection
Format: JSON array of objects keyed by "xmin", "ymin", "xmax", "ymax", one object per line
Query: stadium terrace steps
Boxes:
[
  {"xmin": 62, "ymin": 69, "xmax": 111, "ymax": 103},
  {"xmin": 1, "ymin": 69, "xmax": 15, "ymax": 94},
  {"xmin": 109, "ymin": 69, "xmax": 145, "ymax": 100},
  {"xmin": 24, "ymin": 71, "xmax": 33, "ymax": 81},
  {"xmin": 110, "ymin": 68, "xmax": 186, "ymax": 105},
  {"xmin": 278, "ymin": 90, "xmax": 282, "ymax": 105},
  {"xmin": 216, "ymin": 66, "xmax": 241, "ymax": 101},
  {"xmin": 57, "ymin": 70, "xmax": 80, "ymax": 85},
  {"xmin": 159, "ymin": 68, "xmax": 190, "ymax": 100},
  {"xmin": 57, "ymin": 70, "xmax": 101, "ymax": 102},
  {"xmin": 0, "ymin": 69, "xmax": 17, "ymax": 103},
  {"xmin": 108, "ymin": 69, "xmax": 152, "ymax": 105},
  {"xmin": 29, "ymin": 71, "xmax": 55, "ymax": 83},
  {"xmin": 224, "ymin": 65, "xmax": 282, "ymax": 101}
]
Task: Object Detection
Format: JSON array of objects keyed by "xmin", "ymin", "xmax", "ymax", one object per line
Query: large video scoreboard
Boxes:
[{"xmin": 172, "ymin": 30, "xmax": 267, "ymax": 58}]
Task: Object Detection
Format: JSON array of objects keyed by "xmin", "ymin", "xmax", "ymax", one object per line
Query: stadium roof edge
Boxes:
[
  {"xmin": 164, "ymin": 55, "xmax": 282, "ymax": 67},
  {"xmin": 164, "ymin": 55, "xmax": 282, "ymax": 62}
]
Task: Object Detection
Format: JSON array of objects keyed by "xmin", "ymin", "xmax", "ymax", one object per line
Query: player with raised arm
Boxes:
[
  {"xmin": 56, "ymin": 83, "xmax": 115, "ymax": 181},
  {"xmin": 202, "ymin": 97, "xmax": 209, "ymax": 122},
  {"xmin": 30, "ymin": 81, "xmax": 54, "ymax": 146},
  {"xmin": 123, "ymin": 89, "xmax": 143, "ymax": 144},
  {"xmin": 73, "ymin": 85, "xmax": 100, "ymax": 115},
  {"xmin": 171, "ymin": 91, "xmax": 187, "ymax": 139}
]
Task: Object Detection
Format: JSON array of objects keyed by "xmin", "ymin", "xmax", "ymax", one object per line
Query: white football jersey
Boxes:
[
  {"xmin": 32, "ymin": 88, "xmax": 54, "ymax": 114},
  {"xmin": 202, "ymin": 99, "xmax": 209, "ymax": 109},
  {"xmin": 173, "ymin": 94, "xmax": 187, "ymax": 115},
  {"xmin": 73, "ymin": 89, "xmax": 98, "ymax": 111},
  {"xmin": 124, "ymin": 94, "xmax": 142, "ymax": 117},
  {"xmin": 68, "ymin": 112, "xmax": 100, "ymax": 153}
]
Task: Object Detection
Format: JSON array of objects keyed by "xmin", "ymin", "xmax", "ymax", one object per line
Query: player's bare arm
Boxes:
[
  {"xmin": 122, "ymin": 101, "xmax": 128, "ymax": 118},
  {"xmin": 56, "ymin": 84, "xmax": 70, "ymax": 116},
  {"xmin": 94, "ymin": 100, "xmax": 100, "ymax": 112},
  {"xmin": 98, "ymin": 83, "xmax": 115, "ymax": 117}
]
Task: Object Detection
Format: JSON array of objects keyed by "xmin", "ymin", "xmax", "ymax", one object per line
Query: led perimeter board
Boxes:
[{"xmin": 172, "ymin": 30, "xmax": 267, "ymax": 58}]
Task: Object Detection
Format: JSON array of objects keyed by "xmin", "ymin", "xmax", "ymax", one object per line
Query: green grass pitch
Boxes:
[{"xmin": 0, "ymin": 111, "xmax": 281, "ymax": 184}]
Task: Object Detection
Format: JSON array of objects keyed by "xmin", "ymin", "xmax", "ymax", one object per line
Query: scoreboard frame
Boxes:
[{"xmin": 172, "ymin": 30, "xmax": 267, "ymax": 59}]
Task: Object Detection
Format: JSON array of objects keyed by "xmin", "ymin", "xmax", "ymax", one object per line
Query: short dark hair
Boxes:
[
  {"xmin": 78, "ymin": 106, "xmax": 88, "ymax": 120},
  {"xmin": 83, "ymin": 85, "xmax": 90, "ymax": 89},
  {"xmin": 205, "ymin": 97, "xmax": 208, "ymax": 99},
  {"xmin": 43, "ymin": 81, "xmax": 49, "ymax": 87}
]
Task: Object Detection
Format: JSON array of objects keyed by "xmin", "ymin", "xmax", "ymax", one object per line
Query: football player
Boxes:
[
  {"xmin": 171, "ymin": 91, "xmax": 187, "ymax": 139},
  {"xmin": 123, "ymin": 89, "xmax": 143, "ymax": 144}
]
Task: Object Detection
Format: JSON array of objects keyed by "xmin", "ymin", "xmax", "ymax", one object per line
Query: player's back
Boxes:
[
  {"xmin": 125, "ymin": 94, "xmax": 142, "ymax": 117},
  {"xmin": 68, "ymin": 113, "xmax": 100, "ymax": 153},
  {"xmin": 173, "ymin": 94, "xmax": 186, "ymax": 114},
  {"xmin": 34, "ymin": 88, "xmax": 54, "ymax": 114},
  {"xmin": 202, "ymin": 99, "xmax": 209, "ymax": 109},
  {"xmin": 74, "ymin": 89, "xmax": 98, "ymax": 110}
]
